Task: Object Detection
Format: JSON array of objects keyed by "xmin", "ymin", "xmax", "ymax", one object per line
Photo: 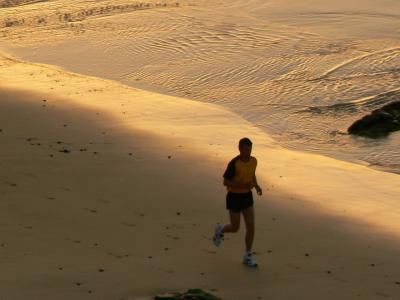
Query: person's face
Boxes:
[{"xmin": 239, "ymin": 144, "xmax": 252, "ymax": 160}]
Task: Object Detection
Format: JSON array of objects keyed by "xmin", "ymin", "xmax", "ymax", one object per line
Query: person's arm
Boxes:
[{"xmin": 253, "ymin": 174, "xmax": 263, "ymax": 195}]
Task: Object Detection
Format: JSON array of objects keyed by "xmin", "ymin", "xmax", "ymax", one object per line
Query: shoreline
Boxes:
[
  {"xmin": 1, "ymin": 50, "xmax": 400, "ymax": 299},
  {"xmin": 1, "ymin": 50, "xmax": 399, "ymax": 235},
  {"xmin": 4, "ymin": 40, "xmax": 400, "ymax": 176}
]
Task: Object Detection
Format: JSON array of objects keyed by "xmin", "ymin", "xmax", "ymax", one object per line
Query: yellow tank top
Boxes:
[{"xmin": 223, "ymin": 156, "xmax": 257, "ymax": 193}]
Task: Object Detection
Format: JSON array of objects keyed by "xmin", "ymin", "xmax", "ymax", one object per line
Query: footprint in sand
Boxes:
[
  {"xmin": 121, "ymin": 222, "xmax": 136, "ymax": 227},
  {"xmin": 166, "ymin": 234, "xmax": 180, "ymax": 240},
  {"xmin": 107, "ymin": 251, "xmax": 131, "ymax": 259}
]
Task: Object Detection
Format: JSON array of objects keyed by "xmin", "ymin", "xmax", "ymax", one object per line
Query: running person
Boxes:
[{"xmin": 213, "ymin": 137, "xmax": 263, "ymax": 267}]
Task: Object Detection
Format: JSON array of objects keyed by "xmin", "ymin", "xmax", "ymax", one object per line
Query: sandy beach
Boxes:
[
  {"xmin": 1, "ymin": 1, "xmax": 400, "ymax": 299},
  {"xmin": 1, "ymin": 50, "xmax": 400, "ymax": 300}
]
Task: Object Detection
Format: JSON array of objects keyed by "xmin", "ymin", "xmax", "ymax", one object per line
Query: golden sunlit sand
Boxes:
[
  {"xmin": 1, "ymin": 50, "xmax": 400, "ymax": 299},
  {"xmin": 1, "ymin": 1, "xmax": 400, "ymax": 299}
]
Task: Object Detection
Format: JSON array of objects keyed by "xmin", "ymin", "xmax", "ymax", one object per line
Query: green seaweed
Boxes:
[{"xmin": 154, "ymin": 288, "xmax": 221, "ymax": 300}]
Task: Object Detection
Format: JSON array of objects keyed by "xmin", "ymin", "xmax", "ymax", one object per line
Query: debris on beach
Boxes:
[{"xmin": 154, "ymin": 288, "xmax": 221, "ymax": 300}]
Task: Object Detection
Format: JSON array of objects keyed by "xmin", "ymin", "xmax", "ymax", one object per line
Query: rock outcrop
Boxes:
[{"xmin": 348, "ymin": 101, "xmax": 400, "ymax": 138}]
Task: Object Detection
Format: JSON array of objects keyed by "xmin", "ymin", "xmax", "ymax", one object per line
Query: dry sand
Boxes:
[{"xmin": 1, "ymin": 49, "xmax": 400, "ymax": 300}]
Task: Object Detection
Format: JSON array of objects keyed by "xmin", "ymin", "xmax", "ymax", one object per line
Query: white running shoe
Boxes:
[
  {"xmin": 243, "ymin": 252, "xmax": 258, "ymax": 268},
  {"xmin": 213, "ymin": 223, "xmax": 224, "ymax": 247}
]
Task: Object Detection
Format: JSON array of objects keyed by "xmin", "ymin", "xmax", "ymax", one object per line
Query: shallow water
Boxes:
[{"xmin": 1, "ymin": 0, "xmax": 399, "ymax": 173}]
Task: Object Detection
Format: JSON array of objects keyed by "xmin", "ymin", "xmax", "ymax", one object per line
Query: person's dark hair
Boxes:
[{"xmin": 239, "ymin": 137, "xmax": 252, "ymax": 148}]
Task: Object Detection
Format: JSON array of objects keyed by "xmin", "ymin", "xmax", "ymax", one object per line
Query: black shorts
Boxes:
[{"xmin": 226, "ymin": 190, "xmax": 254, "ymax": 212}]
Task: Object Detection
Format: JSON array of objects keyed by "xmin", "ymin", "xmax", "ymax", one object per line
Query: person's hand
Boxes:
[{"xmin": 255, "ymin": 185, "xmax": 263, "ymax": 196}]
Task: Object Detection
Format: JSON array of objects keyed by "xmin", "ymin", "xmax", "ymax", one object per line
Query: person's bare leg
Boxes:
[
  {"xmin": 242, "ymin": 206, "xmax": 255, "ymax": 252},
  {"xmin": 221, "ymin": 210, "xmax": 240, "ymax": 233}
]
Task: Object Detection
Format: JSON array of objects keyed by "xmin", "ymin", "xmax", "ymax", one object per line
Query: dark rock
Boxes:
[
  {"xmin": 348, "ymin": 101, "xmax": 400, "ymax": 138},
  {"xmin": 155, "ymin": 288, "xmax": 222, "ymax": 300}
]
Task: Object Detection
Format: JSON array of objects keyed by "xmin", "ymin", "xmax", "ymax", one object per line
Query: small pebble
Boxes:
[
  {"xmin": 98, "ymin": 268, "xmax": 104, "ymax": 272},
  {"xmin": 305, "ymin": 253, "xmax": 309, "ymax": 257},
  {"xmin": 167, "ymin": 155, "xmax": 172, "ymax": 159}
]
